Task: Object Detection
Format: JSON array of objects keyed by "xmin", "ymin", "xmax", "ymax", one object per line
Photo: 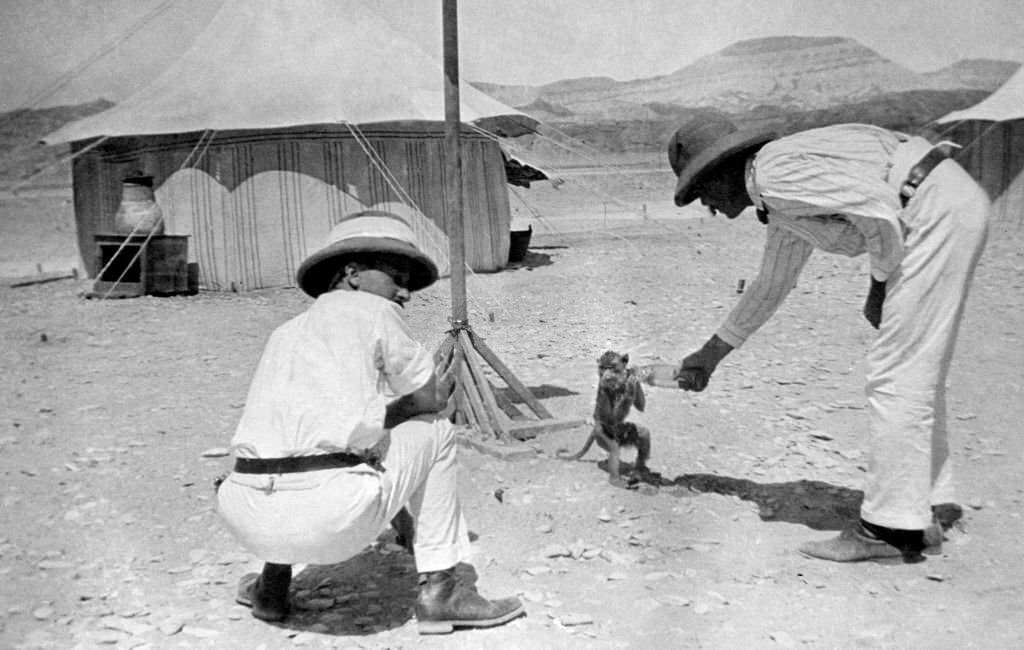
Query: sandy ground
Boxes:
[{"xmin": 2, "ymin": 169, "xmax": 1024, "ymax": 649}]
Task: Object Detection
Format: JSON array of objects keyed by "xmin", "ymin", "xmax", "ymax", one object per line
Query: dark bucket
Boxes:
[{"xmin": 508, "ymin": 225, "xmax": 532, "ymax": 264}]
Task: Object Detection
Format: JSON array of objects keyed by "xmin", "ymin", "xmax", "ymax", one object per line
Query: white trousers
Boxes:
[
  {"xmin": 217, "ymin": 416, "xmax": 472, "ymax": 572},
  {"xmin": 861, "ymin": 159, "xmax": 990, "ymax": 530}
]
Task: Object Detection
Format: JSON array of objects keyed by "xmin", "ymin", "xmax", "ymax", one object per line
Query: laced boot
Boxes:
[
  {"xmin": 415, "ymin": 567, "xmax": 524, "ymax": 634},
  {"xmin": 235, "ymin": 562, "xmax": 291, "ymax": 622}
]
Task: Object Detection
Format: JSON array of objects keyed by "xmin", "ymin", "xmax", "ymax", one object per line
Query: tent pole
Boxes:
[
  {"xmin": 442, "ymin": 0, "xmax": 467, "ymax": 327},
  {"xmin": 438, "ymin": 0, "xmax": 583, "ymax": 444}
]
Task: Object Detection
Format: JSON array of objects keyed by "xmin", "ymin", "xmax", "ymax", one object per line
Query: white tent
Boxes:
[
  {"xmin": 936, "ymin": 66, "xmax": 1024, "ymax": 224},
  {"xmin": 43, "ymin": 0, "xmax": 528, "ymax": 141},
  {"xmin": 44, "ymin": 0, "xmax": 537, "ymax": 291}
]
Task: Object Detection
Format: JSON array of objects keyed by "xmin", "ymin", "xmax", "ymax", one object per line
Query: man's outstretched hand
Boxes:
[
  {"xmin": 677, "ymin": 335, "xmax": 734, "ymax": 392},
  {"xmin": 634, "ymin": 335, "xmax": 733, "ymax": 393}
]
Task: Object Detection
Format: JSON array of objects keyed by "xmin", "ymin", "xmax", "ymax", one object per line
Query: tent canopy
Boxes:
[
  {"xmin": 44, "ymin": 0, "xmax": 535, "ymax": 144},
  {"xmin": 938, "ymin": 67, "xmax": 1024, "ymax": 123}
]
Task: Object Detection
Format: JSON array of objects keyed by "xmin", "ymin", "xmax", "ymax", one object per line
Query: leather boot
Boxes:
[
  {"xmin": 235, "ymin": 563, "xmax": 291, "ymax": 622},
  {"xmin": 415, "ymin": 567, "xmax": 524, "ymax": 634}
]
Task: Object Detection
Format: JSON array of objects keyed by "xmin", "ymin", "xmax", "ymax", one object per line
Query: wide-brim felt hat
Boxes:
[
  {"xmin": 296, "ymin": 210, "xmax": 439, "ymax": 298},
  {"xmin": 668, "ymin": 114, "xmax": 776, "ymax": 206}
]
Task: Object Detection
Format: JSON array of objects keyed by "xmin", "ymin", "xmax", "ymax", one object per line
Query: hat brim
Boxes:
[
  {"xmin": 295, "ymin": 237, "xmax": 439, "ymax": 298},
  {"xmin": 673, "ymin": 129, "xmax": 775, "ymax": 206}
]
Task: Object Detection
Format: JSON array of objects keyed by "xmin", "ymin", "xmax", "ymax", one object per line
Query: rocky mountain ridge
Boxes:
[{"xmin": 473, "ymin": 36, "xmax": 1018, "ymax": 119}]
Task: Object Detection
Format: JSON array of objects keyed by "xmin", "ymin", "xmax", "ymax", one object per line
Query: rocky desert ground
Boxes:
[{"xmin": 2, "ymin": 166, "xmax": 1023, "ymax": 649}]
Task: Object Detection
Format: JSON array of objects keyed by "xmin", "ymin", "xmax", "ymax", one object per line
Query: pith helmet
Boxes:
[{"xmin": 295, "ymin": 210, "xmax": 439, "ymax": 298}]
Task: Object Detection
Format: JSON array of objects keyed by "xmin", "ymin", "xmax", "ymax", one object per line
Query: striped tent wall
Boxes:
[
  {"xmin": 950, "ymin": 119, "xmax": 1024, "ymax": 225},
  {"xmin": 70, "ymin": 123, "xmax": 511, "ymax": 291}
]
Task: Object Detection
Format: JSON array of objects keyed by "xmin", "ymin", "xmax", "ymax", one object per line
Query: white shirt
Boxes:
[
  {"xmin": 230, "ymin": 290, "xmax": 433, "ymax": 458},
  {"xmin": 718, "ymin": 124, "xmax": 932, "ymax": 348}
]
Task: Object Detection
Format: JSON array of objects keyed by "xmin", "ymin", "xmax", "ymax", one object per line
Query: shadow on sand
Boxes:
[
  {"xmin": 586, "ymin": 465, "xmax": 864, "ymax": 532},
  {"xmin": 504, "ymin": 249, "xmax": 555, "ymax": 270},
  {"xmin": 497, "ymin": 384, "xmax": 579, "ymax": 402},
  {"xmin": 243, "ymin": 536, "xmax": 485, "ymax": 636},
  {"xmin": 662, "ymin": 473, "xmax": 863, "ymax": 531}
]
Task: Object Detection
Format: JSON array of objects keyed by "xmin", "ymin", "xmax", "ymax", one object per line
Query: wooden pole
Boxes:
[
  {"xmin": 442, "ymin": 0, "xmax": 467, "ymax": 327},
  {"xmin": 435, "ymin": 0, "xmax": 584, "ymax": 444}
]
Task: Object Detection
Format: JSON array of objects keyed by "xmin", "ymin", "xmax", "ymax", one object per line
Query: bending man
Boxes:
[{"xmin": 646, "ymin": 116, "xmax": 989, "ymax": 563}]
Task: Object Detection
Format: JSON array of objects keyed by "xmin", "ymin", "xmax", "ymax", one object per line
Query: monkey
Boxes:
[{"xmin": 559, "ymin": 351, "xmax": 651, "ymax": 488}]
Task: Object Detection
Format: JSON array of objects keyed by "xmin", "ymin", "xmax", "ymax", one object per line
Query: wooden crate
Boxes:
[{"xmin": 90, "ymin": 234, "xmax": 190, "ymax": 298}]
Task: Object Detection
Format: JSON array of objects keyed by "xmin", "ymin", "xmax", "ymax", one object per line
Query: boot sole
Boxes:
[{"xmin": 417, "ymin": 604, "xmax": 525, "ymax": 634}]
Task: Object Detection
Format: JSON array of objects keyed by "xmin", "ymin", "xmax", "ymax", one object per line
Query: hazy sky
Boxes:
[{"xmin": 1, "ymin": 0, "xmax": 1022, "ymax": 112}]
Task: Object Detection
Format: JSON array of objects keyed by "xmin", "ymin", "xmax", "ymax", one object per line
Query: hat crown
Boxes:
[
  {"xmin": 667, "ymin": 114, "xmax": 739, "ymax": 177},
  {"xmin": 324, "ymin": 210, "xmax": 417, "ymax": 248}
]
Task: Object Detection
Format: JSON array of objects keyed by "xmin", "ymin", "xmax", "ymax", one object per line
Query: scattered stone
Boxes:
[
  {"xmin": 926, "ymin": 573, "xmax": 946, "ymax": 582},
  {"xmin": 557, "ymin": 612, "xmax": 594, "ymax": 627},
  {"xmin": 770, "ymin": 630, "xmax": 798, "ymax": 647},
  {"xmin": 606, "ymin": 571, "xmax": 629, "ymax": 582},
  {"xmin": 657, "ymin": 594, "xmax": 692, "ymax": 607},
  {"xmin": 521, "ymin": 590, "xmax": 545, "ymax": 603},
  {"xmin": 31, "ymin": 606, "xmax": 54, "ymax": 620},
  {"xmin": 524, "ymin": 565, "xmax": 552, "ymax": 576},
  {"xmin": 541, "ymin": 543, "xmax": 571, "ymax": 558},
  {"xmin": 100, "ymin": 615, "xmax": 154, "ymax": 636},
  {"xmin": 78, "ymin": 629, "xmax": 131, "ymax": 645},
  {"xmin": 597, "ymin": 508, "xmax": 613, "ymax": 522},
  {"xmin": 158, "ymin": 617, "xmax": 186, "ymax": 636},
  {"xmin": 37, "ymin": 560, "xmax": 75, "ymax": 570},
  {"xmin": 181, "ymin": 625, "xmax": 220, "ymax": 638},
  {"xmin": 292, "ymin": 631, "xmax": 321, "ymax": 645},
  {"xmin": 535, "ymin": 523, "xmax": 554, "ymax": 534}
]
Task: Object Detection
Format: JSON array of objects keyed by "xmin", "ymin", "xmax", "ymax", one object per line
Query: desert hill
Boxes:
[
  {"xmin": 0, "ymin": 99, "xmax": 113, "ymax": 188},
  {"xmin": 474, "ymin": 37, "xmax": 1017, "ymax": 120},
  {"xmin": 922, "ymin": 58, "xmax": 1022, "ymax": 91}
]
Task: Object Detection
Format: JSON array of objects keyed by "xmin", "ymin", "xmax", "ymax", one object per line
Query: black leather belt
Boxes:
[
  {"xmin": 899, "ymin": 146, "xmax": 953, "ymax": 208},
  {"xmin": 233, "ymin": 451, "xmax": 376, "ymax": 474}
]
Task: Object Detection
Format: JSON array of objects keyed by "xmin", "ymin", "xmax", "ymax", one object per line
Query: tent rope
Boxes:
[
  {"xmin": 343, "ymin": 122, "xmax": 500, "ymax": 318},
  {"xmin": 10, "ymin": 136, "xmax": 110, "ymax": 195},
  {"xmin": 0, "ymin": 0, "xmax": 180, "ymax": 129}
]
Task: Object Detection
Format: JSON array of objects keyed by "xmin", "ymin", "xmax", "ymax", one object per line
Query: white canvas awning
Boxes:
[
  {"xmin": 938, "ymin": 67, "xmax": 1024, "ymax": 123},
  {"xmin": 44, "ymin": 0, "xmax": 535, "ymax": 144}
]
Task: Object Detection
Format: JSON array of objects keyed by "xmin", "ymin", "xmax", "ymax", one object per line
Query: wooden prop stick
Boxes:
[
  {"xmin": 458, "ymin": 330, "xmax": 512, "ymax": 439},
  {"xmin": 467, "ymin": 329, "xmax": 554, "ymax": 419},
  {"xmin": 458, "ymin": 361, "xmax": 494, "ymax": 439},
  {"xmin": 491, "ymin": 379, "xmax": 526, "ymax": 419}
]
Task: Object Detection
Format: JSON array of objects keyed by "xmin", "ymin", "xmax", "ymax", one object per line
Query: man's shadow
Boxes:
[
  {"xmin": 252, "ymin": 532, "xmax": 482, "ymax": 635},
  {"xmin": 657, "ymin": 472, "xmax": 863, "ymax": 531}
]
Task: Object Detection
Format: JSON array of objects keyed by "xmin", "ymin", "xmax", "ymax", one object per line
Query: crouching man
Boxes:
[{"xmin": 217, "ymin": 210, "xmax": 524, "ymax": 634}]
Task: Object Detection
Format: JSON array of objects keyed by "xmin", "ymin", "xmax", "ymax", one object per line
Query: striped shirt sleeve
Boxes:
[{"xmin": 717, "ymin": 223, "xmax": 814, "ymax": 348}]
